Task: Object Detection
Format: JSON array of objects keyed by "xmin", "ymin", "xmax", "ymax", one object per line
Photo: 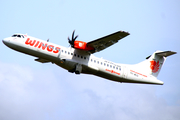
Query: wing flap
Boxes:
[{"xmin": 87, "ymin": 31, "xmax": 129, "ymax": 53}]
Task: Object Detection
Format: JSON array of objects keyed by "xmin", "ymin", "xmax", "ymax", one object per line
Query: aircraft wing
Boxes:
[{"xmin": 87, "ymin": 31, "xmax": 130, "ymax": 53}]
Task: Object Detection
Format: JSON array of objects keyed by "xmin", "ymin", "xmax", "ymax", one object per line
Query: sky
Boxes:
[{"xmin": 0, "ymin": 0, "xmax": 180, "ymax": 120}]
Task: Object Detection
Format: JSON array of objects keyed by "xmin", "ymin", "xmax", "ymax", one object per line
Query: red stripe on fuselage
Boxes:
[
  {"xmin": 130, "ymin": 70, "xmax": 147, "ymax": 77},
  {"xmin": 106, "ymin": 69, "xmax": 120, "ymax": 75}
]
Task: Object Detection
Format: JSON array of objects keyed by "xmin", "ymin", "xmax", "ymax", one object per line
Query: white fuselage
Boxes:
[{"xmin": 2, "ymin": 34, "xmax": 164, "ymax": 85}]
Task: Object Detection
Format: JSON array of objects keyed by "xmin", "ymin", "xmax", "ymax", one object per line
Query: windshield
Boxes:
[{"xmin": 12, "ymin": 34, "xmax": 24, "ymax": 38}]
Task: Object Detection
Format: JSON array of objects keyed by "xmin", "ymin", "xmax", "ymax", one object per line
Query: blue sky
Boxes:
[{"xmin": 0, "ymin": 0, "xmax": 180, "ymax": 120}]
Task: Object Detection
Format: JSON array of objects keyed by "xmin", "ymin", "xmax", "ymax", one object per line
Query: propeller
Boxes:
[{"xmin": 68, "ymin": 30, "xmax": 78, "ymax": 47}]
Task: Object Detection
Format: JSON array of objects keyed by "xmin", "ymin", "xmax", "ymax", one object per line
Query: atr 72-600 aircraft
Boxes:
[{"xmin": 2, "ymin": 30, "xmax": 176, "ymax": 85}]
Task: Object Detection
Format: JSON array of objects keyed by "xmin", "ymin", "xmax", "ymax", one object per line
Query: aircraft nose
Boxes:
[{"xmin": 2, "ymin": 37, "xmax": 11, "ymax": 46}]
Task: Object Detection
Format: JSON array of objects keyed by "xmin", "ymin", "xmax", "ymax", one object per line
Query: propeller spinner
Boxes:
[{"xmin": 68, "ymin": 30, "xmax": 78, "ymax": 47}]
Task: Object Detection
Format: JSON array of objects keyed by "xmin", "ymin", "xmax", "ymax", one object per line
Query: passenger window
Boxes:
[
  {"xmin": 77, "ymin": 55, "xmax": 79, "ymax": 57},
  {"xmin": 97, "ymin": 61, "xmax": 99, "ymax": 64},
  {"xmin": 48, "ymin": 46, "xmax": 52, "ymax": 49},
  {"xmin": 107, "ymin": 64, "xmax": 109, "ymax": 67},
  {"xmin": 42, "ymin": 44, "xmax": 47, "ymax": 48},
  {"xmin": 119, "ymin": 68, "xmax": 121, "ymax": 71},
  {"xmin": 110, "ymin": 65, "xmax": 112, "ymax": 68},
  {"xmin": 62, "ymin": 50, "xmax": 63, "ymax": 52},
  {"xmin": 94, "ymin": 60, "xmax": 96, "ymax": 63},
  {"xmin": 71, "ymin": 53, "xmax": 73, "ymax": 55},
  {"xmin": 113, "ymin": 66, "xmax": 115, "ymax": 69},
  {"xmin": 91, "ymin": 59, "xmax": 93, "ymax": 62},
  {"xmin": 74, "ymin": 54, "xmax": 76, "ymax": 56},
  {"xmin": 116, "ymin": 67, "xmax": 118, "ymax": 70},
  {"xmin": 84, "ymin": 57, "xmax": 86, "ymax": 59},
  {"xmin": 104, "ymin": 63, "xmax": 106, "ymax": 66},
  {"xmin": 68, "ymin": 52, "xmax": 70, "ymax": 55},
  {"xmin": 81, "ymin": 56, "xmax": 83, "ymax": 59},
  {"xmin": 65, "ymin": 51, "xmax": 67, "ymax": 54},
  {"xmin": 101, "ymin": 62, "xmax": 103, "ymax": 65}
]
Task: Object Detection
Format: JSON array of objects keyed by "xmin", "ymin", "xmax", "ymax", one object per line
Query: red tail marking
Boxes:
[{"xmin": 150, "ymin": 60, "xmax": 160, "ymax": 73}]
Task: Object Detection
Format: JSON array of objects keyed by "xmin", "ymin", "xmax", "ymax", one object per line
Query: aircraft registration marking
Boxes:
[{"xmin": 130, "ymin": 70, "xmax": 147, "ymax": 77}]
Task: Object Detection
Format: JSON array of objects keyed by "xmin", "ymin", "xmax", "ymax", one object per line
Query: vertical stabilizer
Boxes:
[
  {"xmin": 134, "ymin": 51, "xmax": 176, "ymax": 78},
  {"xmin": 148, "ymin": 51, "xmax": 176, "ymax": 77}
]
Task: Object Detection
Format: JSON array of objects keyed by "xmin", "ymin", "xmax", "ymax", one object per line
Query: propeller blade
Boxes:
[
  {"xmin": 74, "ymin": 35, "xmax": 78, "ymax": 41},
  {"xmin": 72, "ymin": 30, "xmax": 75, "ymax": 41},
  {"xmin": 68, "ymin": 37, "xmax": 71, "ymax": 42},
  {"xmin": 67, "ymin": 30, "xmax": 78, "ymax": 48}
]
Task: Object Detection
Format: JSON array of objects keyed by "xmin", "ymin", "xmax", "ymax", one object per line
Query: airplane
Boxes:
[{"xmin": 2, "ymin": 30, "xmax": 176, "ymax": 85}]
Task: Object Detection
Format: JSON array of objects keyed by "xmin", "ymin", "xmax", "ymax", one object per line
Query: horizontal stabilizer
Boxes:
[
  {"xmin": 156, "ymin": 51, "xmax": 177, "ymax": 57},
  {"xmin": 35, "ymin": 58, "xmax": 50, "ymax": 63}
]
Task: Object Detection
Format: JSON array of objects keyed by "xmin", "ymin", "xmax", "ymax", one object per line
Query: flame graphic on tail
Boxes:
[{"xmin": 150, "ymin": 60, "xmax": 160, "ymax": 73}]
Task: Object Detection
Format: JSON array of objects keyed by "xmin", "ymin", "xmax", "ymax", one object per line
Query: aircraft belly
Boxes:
[
  {"xmin": 90, "ymin": 70, "xmax": 163, "ymax": 85},
  {"xmin": 81, "ymin": 64, "xmax": 98, "ymax": 74},
  {"xmin": 55, "ymin": 60, "xmax": 76, "ymax": 71},
  {"xmin": 93, "ymin": 71, "xmax": 126, "ymax": 82}
]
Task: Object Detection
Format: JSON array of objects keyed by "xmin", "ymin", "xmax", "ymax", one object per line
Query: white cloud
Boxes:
[
  {"xmin": 0, "ymin": 62, "xmax": 65, "ymax": 120},
  {"xmin": 0, "ymin": 61, "xmax": 179, "ymax": 120}
]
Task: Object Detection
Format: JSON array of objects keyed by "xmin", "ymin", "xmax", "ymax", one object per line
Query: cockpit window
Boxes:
[
  {"xmin": 12, "ymin": 34, "xmax": 24, "ymax": 38},
  {"xmin": 12, "ymin": 34, "xmax": 17, "ymax": 37}
]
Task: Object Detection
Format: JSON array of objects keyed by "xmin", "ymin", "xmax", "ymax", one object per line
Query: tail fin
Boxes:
[{"xmin": 134, "ymin": 51, "xmax": 176, "ymax": 78}]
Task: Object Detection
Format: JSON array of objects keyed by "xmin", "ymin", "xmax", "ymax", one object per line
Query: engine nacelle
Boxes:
[{"xmin": 74, "ymin": 41, "xmax": 94, "ymax": 51}]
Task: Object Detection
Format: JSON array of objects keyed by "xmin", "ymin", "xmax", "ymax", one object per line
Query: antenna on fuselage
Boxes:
[{"xmin": 47, "ymin": 39, "xmax": 49, "ymax": 42}]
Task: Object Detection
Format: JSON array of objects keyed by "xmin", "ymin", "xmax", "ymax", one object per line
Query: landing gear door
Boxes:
[{"xmin": 57, "ymin": 49, "xmax": 62, "ymax": 60}]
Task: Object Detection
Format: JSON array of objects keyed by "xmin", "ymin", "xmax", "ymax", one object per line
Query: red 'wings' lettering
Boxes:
[
  {"xmin": 25, "ymin": 38, "xmax": 60, "ymax": 54},
  {"xmin": 25, "ymin": 38, "xmax": 36, "ymax": 46}
]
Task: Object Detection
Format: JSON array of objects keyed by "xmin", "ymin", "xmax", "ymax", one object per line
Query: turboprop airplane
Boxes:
[{"xmin": 2, "ymin": 30, "xmax": 176, "ymax": 85}]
